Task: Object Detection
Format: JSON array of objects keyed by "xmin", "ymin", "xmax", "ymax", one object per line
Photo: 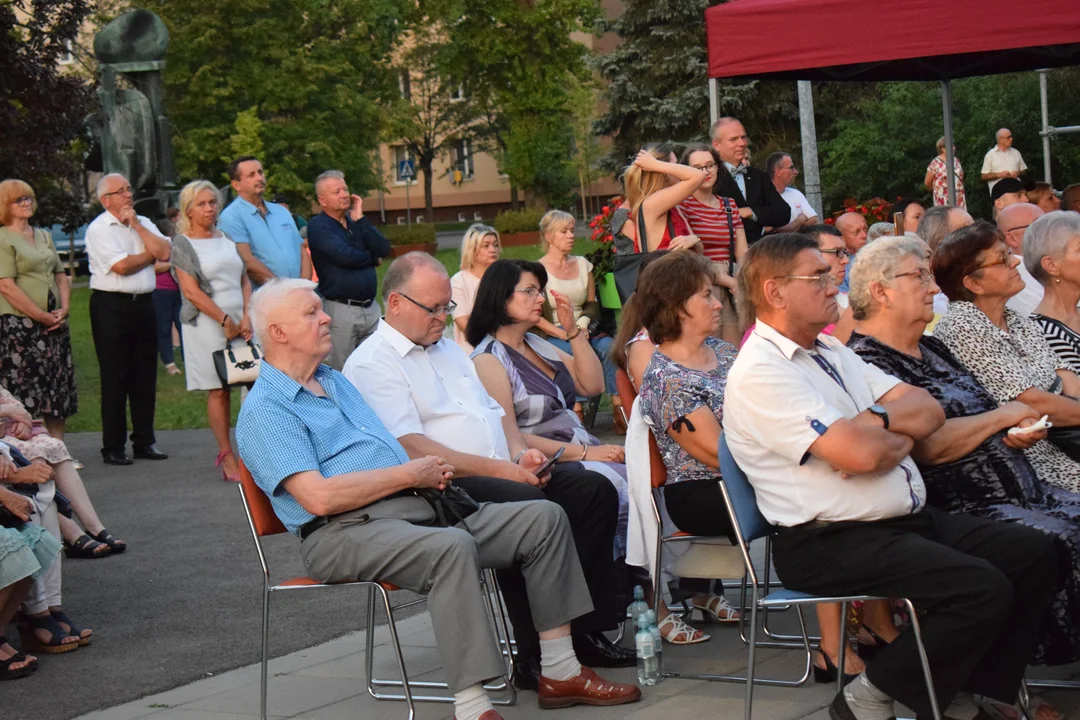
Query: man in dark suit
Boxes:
[{"xmin": 710, "ymin": 117, "xmax": 791, "ymax": 244}]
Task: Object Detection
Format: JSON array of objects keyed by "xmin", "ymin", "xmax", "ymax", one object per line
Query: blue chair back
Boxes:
[{"xmin": 718, "ymin": 434, "xmax": 775, "ymax": 543}]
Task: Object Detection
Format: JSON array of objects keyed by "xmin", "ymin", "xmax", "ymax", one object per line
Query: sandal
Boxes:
[
  {"xmin": 64, "ymin": 534, "xmax": 112, "ymax": 559},
  {"xmin": 0, "ymin": 652, "xmax": 35, "ymax": 680},
  {"xmin": 50, "ymin": 609, "xmax": 91, "ymax": 646},
  {"xmin": 0, "ymin": 635, "xmax": 36, "ymax": 671},
  {"xmin": 90, "ymin": 527, "xmax": 126, "ymax": 554},
  {"xmin": 657, "ymin": 613, "xmax": 711, "ymax": 645},
  {"xmin": 18, "ymin": 613, "xmax": 79, "ymax": 654},
  {"xmin": 215, "ymin": 450, "xmax": 240, "ymax": 483},
  {"xmin": 693, "ymin": 594, "xmax": 741, "ymax": 623}
]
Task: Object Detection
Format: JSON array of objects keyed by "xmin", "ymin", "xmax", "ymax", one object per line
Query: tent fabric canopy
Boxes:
[{"xmin": 706, "ymin": 0, "xmax": 1080, "ymax": 81}]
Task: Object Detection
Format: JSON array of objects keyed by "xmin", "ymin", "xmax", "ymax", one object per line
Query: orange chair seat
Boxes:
[
  {"xmin": 278, "ymin": 577, "xmax": 400, "ymax": 591},
  {"xmin": 671, "ymin": 531, "xmax": 692, "ymax": 537}
]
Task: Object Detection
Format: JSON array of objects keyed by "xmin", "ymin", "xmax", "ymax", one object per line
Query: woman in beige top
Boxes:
[
  {"xmin": 449, "ymin": 224, "xmax": 501, "ymax": 353},
  {"xmin": 536, "ymin": 210, "xmax": 624, "ymax": 432},
  {"xmin": 0, "ymin": 180, "xmax": 76, "ymax": 440}
]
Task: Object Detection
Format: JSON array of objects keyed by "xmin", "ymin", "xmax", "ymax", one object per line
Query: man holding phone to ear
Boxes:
[{"xmin": 343, "ymin": 252, "xmax": 633, "ymax": 691}]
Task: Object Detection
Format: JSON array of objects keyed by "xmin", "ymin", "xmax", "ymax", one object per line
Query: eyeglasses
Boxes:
[
  {"xmin": 512, "ymin": 286, "xmax": 543, "ymax": 298},
  {"xmin": 690, "ymin": 162, "xmax": 718, "ymax": 173},
  {"xmin": 101, "ymin": 186, "xmax": 132, "ymax": 198},
  {"xmin": 781, "ymin": 273, "xmax": 832, "ymax": 289},
  {"xmin": 975, "ymin": 251, "xmax": 1012, "ymax": 271},
  {"xmin": 12, "ymin": 196, "xmax": 33, "ymax": 205},
  {"xmin": 819, "ymin": 247, "xmax": 849, "ymax": 259},
  {"xmin": 398, "ymin": 292, "xmax": 456, "ymax": 317},
  {"xmin": 893, "ymin": 268, "xmax": 935, "ymax": 286}
]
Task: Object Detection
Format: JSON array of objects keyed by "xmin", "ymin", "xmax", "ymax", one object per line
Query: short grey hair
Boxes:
[
  {"xmin": 848, "ymin": 236, "xmax": 927, "ymax": 321},
  {"xmin": 1024, "ymin": 211, "xmax": 1080, "ymax": 285},
  {"xmin": 314, "ymin": 169, "xmax": 345, "ymax": 197},
  {"xmin": 867, "ymin": 222, "xmax": 894, "ymax": 243},
  {"xmin": 96, "ymin": 173, "xmax": 128, "ymax": 201},
  {"xmin": 917, "ymin": 205, "xmax": 953, "ymax": 253},
  {"xmin": 250, "ymin": 278, "xmax": 318, "ymax": 345},
  {"xmin": 381, "ymin": 252, "xmax": 447, "ymax": 302}
]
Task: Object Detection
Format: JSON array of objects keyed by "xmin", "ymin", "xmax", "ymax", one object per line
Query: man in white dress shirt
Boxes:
[
  {"xmin": 341, "ymin": 252, "xmax": 631, "ymax": 688},
  {"xmin": 997, "ymin": 202, "xmax": 1046, "ymax": 318},
  {"xmin": 724, "ymin": 233, "xmax": 1056, "ymax": 720},
  {"xmin": 981, "ymin": 128, "xmax": 1027, "ymax": 195},
  {"xmin": 766, "ymin": 151, "xmax": 819, "ymax": 233},
  {"xmin": 85, "ymin": 174, "xmax": 172, "ymax": 465}
]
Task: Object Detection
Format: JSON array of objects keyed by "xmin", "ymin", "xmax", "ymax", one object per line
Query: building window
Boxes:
[
  {"xmin": 398, "ymin": 71, "xmax": 411, "ymax": 100},
  {"xmin": 449, "ymin": 84, "xmax": 464, "ymax": 102},
  {"xmin": 450, "ymin": 139, "xmax": 473, "ymax": 181},
  {"xmin": 58, "ymin": 40, "xmax": 75, "ymax": 66},
  {"xmin": 393, "ymin": 146, "xmax": 417, "ymax": 184}
]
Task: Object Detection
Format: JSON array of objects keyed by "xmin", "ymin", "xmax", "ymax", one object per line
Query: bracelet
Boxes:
[
  {"xmin": 512, "ymin": 449, "xmax": 526, "ymax": 463},
  {"xmin": 220, "ymin": 315, "xmax": 228, "ymax": 327},
  {"xmin": 565, "ymin": 327, "xmax": 582, "ymax": 341},
  {"xmin": 581, "ymin": 445, "xmax": 588, "ymax": 461}
]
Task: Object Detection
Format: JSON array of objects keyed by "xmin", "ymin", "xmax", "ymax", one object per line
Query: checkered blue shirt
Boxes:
[{"xmin": 236, "ymin": 361, "xmax": 410, "ymax": 534}]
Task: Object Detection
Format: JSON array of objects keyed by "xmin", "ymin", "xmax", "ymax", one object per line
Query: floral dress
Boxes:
[
  {"xmin": 0, "ymin": 386, "xmax": 71, "ymax": 464},
  {"xmin": 850, "ymin": 332, "xmax": 1080, "ymax": 664},
  {"xmin": 934, "ymin": 301, "xmax": 1080, "ymax": 493},
  {"xmin": 927, "ymin": 155, "xmax": 967, "ymax": 208}
]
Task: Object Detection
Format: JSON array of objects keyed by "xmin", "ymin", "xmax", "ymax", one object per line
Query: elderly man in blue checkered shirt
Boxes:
[{"xmin": 235, "ymin": 279, "xmax": 641, "ymax": 720}]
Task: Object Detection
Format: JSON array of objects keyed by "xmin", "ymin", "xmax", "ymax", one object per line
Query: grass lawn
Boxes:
[{"xmin": 64, "ymin": 240, "xmax": 601, "ymax": 432}]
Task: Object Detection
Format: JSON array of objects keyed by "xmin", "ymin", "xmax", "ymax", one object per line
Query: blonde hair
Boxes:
[
  {"xmin": 176, "ymin": 180, "xmax": 221, "ymax": 237},
  {"xmin": 623, "ymin": 143, "xmax": 672, "ymax": 218},
  {"xmin": 0, "ymin": 179, "xmax": 36, "ymax": 226},
  {"xmin": 539, "ymin": 210, "xmax": 575, "ymax": 250},
  {"xmin": 459, "ymin": 224, "xmax": 500, "ymax": 270},
  {"xmin": 936, "ymin": 137, "xmax": 947, "ymax": 153}
]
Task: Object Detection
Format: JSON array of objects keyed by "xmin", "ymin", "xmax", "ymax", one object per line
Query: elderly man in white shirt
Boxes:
[
  {"xmin": 723, "ymin": 233, "xmax": 1056, "ymax": 720},
  {"xmin": 341, "ymin": 252, "xmax": 632, "ymax": 690},
  {"xmin": 85, "ymin": 174, "xmax": 172, "ymax": 466},
  {"xmin": 766, "ymin": 151, "xmax": 819, "ymax": 233},
  {"xmin": 981, "ymin": 128, "xmax": 1028, "ymax": 195},
  {"xmin": 997, "ymin": 202, "xmax": 1046, "ymax": 317}
]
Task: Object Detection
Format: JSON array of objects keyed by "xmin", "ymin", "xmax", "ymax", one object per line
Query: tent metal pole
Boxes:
[
  {"xmin": 1039, "ymin": 69, "xmax": 1052, "ymax": 183},
  {"xmin": 797, "ymin": 80, "xmax": 823, "ymax": 218},
  {"xmin": 941, "ymin": 80, "xmax": 956, "ymax": 206},
  {"xmin": 709, "ymin": 78, "xmax": 719, "ymax": 127}
]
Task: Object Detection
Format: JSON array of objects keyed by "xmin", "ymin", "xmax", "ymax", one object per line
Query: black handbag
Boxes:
[
  {"xmin": 416, "ymin": 486, "xmax": 480, "ymax": 528},
  {"xmin": 1042, "ymin": 376, "xmax": 1080, "ymax": 461},
  {"xmin": 613, "ymin": 211, "xmax": 677, "ymax": 303},
  {"xmin": 0, "ymin": 506, "xmax": 23, "ymax": 529}
]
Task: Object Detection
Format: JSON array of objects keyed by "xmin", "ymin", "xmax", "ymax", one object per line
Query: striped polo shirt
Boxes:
[{"xmin": 678, "ymin": 195, "xmax": 744, "ymax": 263}]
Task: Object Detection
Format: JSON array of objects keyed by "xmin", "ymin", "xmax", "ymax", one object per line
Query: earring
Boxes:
[{"xmin": 1057, "ymin": 278, "xmax": 1062, "ymax": 284}]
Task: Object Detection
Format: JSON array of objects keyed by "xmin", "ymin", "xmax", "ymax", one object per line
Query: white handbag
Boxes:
[{"xmin": 213, "ymin": 339, "xmax": 262, "ymax": 388}]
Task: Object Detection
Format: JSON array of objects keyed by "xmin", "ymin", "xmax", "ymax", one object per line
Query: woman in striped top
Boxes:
[
  {"xmin": 677, "ymin": 143, "xmax": 747, "ymax": 345},
  {"xmin": 1027, "ymin": 211, "xmax": 1080, "ymax": 373}
]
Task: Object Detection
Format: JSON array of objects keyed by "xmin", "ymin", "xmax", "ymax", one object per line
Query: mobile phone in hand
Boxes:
[{"xmin": 533, "ymin": 446, "xmax": 566, "ymax": 477}]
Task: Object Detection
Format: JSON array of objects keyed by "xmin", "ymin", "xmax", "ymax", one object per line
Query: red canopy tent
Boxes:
[{"xmin": 704, "ymin": 0, "xmax": 1080, "ymax": 202}]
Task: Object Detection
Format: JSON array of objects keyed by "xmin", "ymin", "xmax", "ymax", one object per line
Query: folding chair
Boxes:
[
  {"xmin": 237, "ymin": 461, "xmax": 516, "ymax": 720},
  {"xmin": 717, "ymin": 436, "xmax": 941, "ymax": 720}
]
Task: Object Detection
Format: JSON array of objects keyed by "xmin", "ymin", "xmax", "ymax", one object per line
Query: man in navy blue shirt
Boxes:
[{"xmin": 307, "ymin": 170, "xmax": 391, "ymax": 369}]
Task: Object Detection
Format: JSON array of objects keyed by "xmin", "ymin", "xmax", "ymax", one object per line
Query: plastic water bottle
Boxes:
[
  {"xmin": 635, "ymin": 614, "xmax": 660, "ymax": 686},
  {"xmin": 642, "ymin": 609, "xmax": 663, "ymax": 676},
  {"xmin": 627, "ymin": 585, "xmax": 649, "ymax": 624}
]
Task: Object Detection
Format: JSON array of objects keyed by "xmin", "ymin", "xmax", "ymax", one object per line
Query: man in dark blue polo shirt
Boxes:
[{"xmin": 307, "ymin": 170, "xmax": 391, "ymax": 369}]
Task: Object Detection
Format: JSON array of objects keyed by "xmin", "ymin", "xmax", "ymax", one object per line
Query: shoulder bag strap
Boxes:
[
  {"xmin": 724, "ymin": 201, "xmax": 736, "ymax": 275},
  {"xmin": 636, "ymin": 210, "xmax": 647, "ymax": 255}
]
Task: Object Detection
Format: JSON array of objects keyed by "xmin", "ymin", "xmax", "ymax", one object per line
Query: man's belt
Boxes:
[
  {"xmin": 93, "ymin": 289, "xmax": 152, "ymax": 300},
  {"xmin": 298, "ymin": 490, "xmax": 417, "ymax": 540},
  {"xmin": 327, "ymin": 297, "xmax": 375, "ymax": 308}
]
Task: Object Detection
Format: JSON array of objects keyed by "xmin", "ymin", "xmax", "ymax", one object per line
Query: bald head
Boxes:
[
  {"xmin": 996, "ymin": 128, "xmax": 1013, "ymax": 150},
  {"xmin": 997, "ymin": 202, "xmax": 1044, "ymax": 253},
  {"xmin": 835, "ymin": 212, "xmax": 869, "ymax": 254}
]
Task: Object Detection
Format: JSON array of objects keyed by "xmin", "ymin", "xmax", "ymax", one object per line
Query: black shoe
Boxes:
[
  {"xmin": 133, "ymin": 445, "xmax": 168, "ymax": 460},
  {"xmin": 512, "ymin": 650, "xmax": 541, "ymax": 692},
  {"xmin": 572, "ymin": 631, "xmax": 636, "ymax": 668},
  {"xmin": 102, "ymin": 450, "xmax": 133, "ymax": 466},
  {"xmin": 813, "ymin": 648, "xmax": 859, "ymax": 686}
]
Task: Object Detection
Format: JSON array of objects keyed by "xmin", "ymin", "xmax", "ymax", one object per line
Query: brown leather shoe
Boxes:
[
  {"xmin": 453, "ymin": 711, "xmax": 503, "ymax": 720},
  {"xmin": 538, "ymin": 666, "xmax": 642, "ymax": 709}
]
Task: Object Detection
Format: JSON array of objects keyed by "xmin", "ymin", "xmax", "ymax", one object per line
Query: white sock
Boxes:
[
  {"xmin": 453, "ymin": 683, "xmax": 493, "ymax": 720},
  {"xmin": 539, "ymin": 635, "xmax": 582, "ymax": 681},
  {"xmin": 842, "ymin": 673, "xmax": 895, "ymax": 720}
]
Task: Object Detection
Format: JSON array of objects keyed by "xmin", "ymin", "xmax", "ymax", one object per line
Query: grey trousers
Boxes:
[
  {"xmin": 299, "ymin": 497, "xmax": 593, "ymax": 692},
  {"xmin": 323, "ymin": 299, "xmax": 381, "ymax": 370}
]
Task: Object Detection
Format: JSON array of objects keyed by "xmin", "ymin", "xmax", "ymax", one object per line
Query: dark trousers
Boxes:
[
  {"xmin": 664, "ymin": 477, "xmax": 736, "ymax": 596},
  {"xmin": 454, "ymin": 463, "xmax": 620, "ymax": 655},
  {"xmin": 89, "ymin": 290, "xmax": 159, "ymax": 453},
  {"xmin": 772, "ymin": 506, "xmax": 1057, "ymax": 717},
  {"xmin": 151, "ymin": 288, "xmax": 183, "ymax": 365}
]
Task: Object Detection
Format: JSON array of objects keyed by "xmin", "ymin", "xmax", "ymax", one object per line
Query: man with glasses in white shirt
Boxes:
[{"xmin": 724, "ymin": 233, "xmax": 1056, "ymax": 720}]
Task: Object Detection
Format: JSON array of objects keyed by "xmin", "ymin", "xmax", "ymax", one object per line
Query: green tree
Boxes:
[
  {"xmin": 593, "ymin": 0, "xmax": 755, "ymax": 172},
  {"xmin": 143, "ymin": 0, "xmax": 402, "ymax": 198},
  {"xmin": 0, "ymin": 0, "xmax": 95, "ymax": 231}
]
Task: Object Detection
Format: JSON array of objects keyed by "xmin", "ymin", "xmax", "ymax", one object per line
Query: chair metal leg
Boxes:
[
  {"xmin": 903, "ymin": 599, "xmax": 940, "ymax": 720},
  {"xmin": 260, "ymin": 581, "xmax": 270, "ymax": 720},
  {"xmin": 379, "ymin": 583, "xmax": 417, "ymax": 720},
  {"xmin": 836, "ymin": 601, "xmax": 848, "ymax": 694},
  {"xmin": 744, "ymin": 586, "xmax": 759, "ymax": 720}
]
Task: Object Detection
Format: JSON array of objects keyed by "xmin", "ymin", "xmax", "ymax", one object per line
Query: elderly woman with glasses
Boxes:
[
  {"xmin": 449, "ymin": 223, "xmax": 501, "ymax": 353},
  {"xmin": 0, "ymin": 180, "xmax": 77, "ymax": 441},
  {"xmin": 1026, "ymin": 212, "xmax": 1080, "ymax": 374},
  {"xmin": 848, "ymin": 236, "xmax": 1080, "ymax": 676},
  {"xmin": 933, "ymin": 221, "xmax": 1080, "ymax": 495}
]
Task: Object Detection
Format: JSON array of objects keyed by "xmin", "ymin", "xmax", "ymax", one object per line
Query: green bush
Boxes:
[
  {"xmin": 493, "ymin": 207, "xmax": 547, "ymax": 235},
  {"xmin": 380, "ymin": 222, "xmax": 437, "ymax": 246}
]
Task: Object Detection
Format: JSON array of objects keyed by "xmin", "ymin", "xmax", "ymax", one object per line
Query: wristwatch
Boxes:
[{"xmin": 868, "ymin": 404, "xmax": 890, "ymax": 430}]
